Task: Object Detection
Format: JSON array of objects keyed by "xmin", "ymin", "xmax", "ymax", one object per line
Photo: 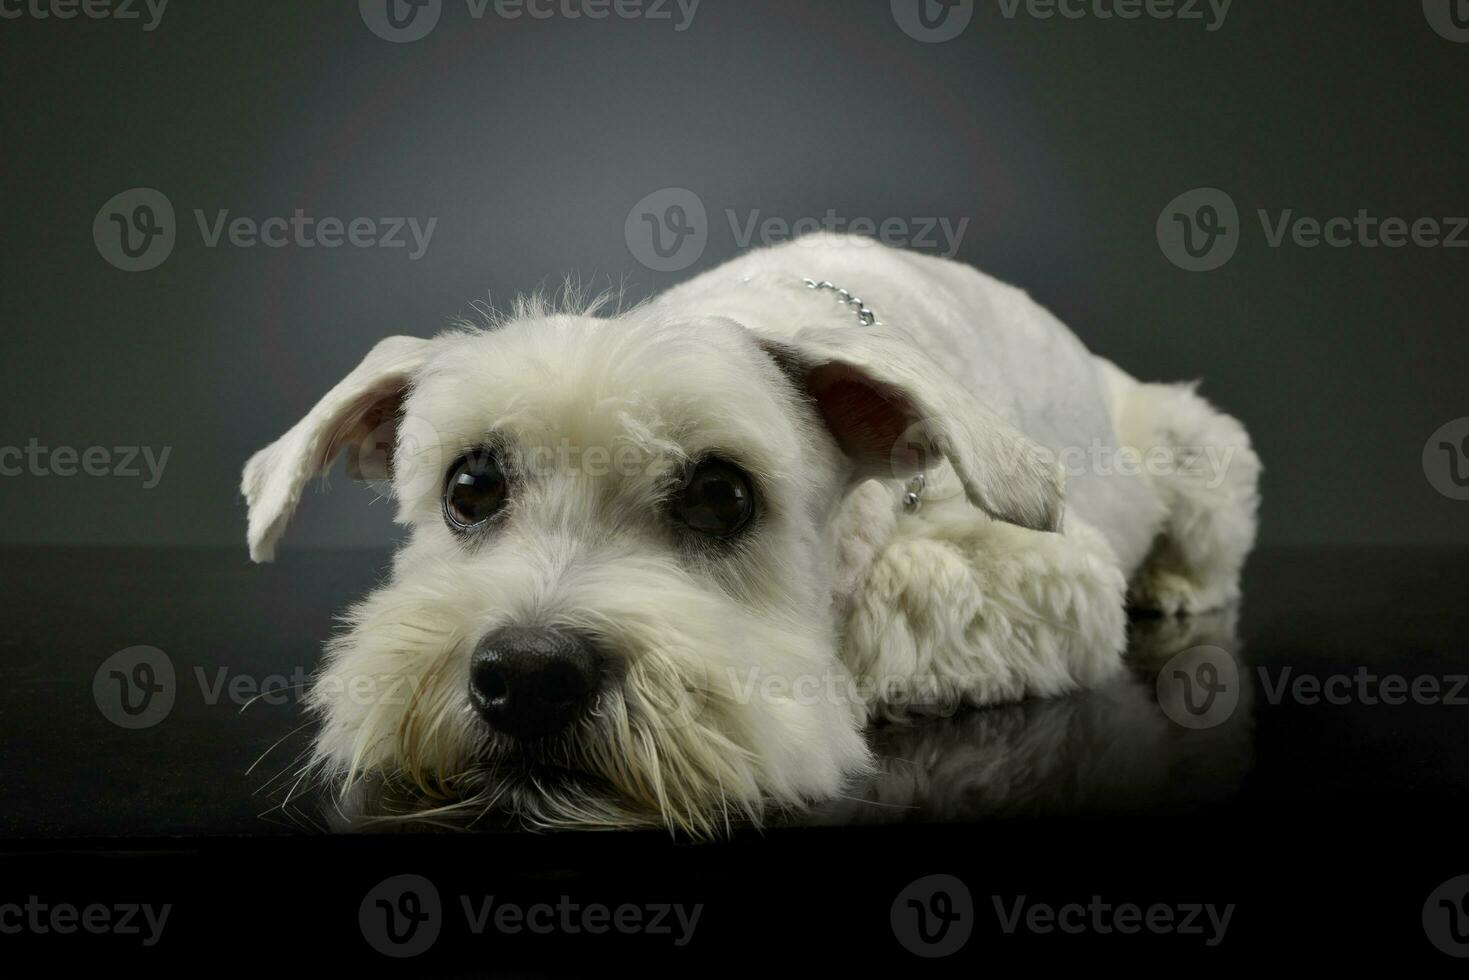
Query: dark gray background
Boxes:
[{"xmin": 2, "ymin": 0, "xmax": 1465, "ymax": 550}]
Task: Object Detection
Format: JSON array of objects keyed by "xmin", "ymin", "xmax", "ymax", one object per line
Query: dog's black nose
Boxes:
[{"xmin": 468, "ymin": 627, "xmax": 603, "ymax": 740}]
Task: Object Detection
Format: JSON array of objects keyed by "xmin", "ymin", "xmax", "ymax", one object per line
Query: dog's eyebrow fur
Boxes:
[{"xmin": 751, "ymin": 337, "xmax": 812, "ymax": 394}]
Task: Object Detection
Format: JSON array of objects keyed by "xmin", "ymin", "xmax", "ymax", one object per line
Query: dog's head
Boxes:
[{"xmin": 242, "ymin": 299, "xmax": 1062, "ymax": 835}]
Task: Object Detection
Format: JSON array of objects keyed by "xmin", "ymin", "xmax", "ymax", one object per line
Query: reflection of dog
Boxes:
[
  {"xmin": 810, "ymin": 609, "xmax": 1253, "ymax": 824},
  {"xmin": 242, "ymin": 233, "xmax": 1260, "ymax": 835}
]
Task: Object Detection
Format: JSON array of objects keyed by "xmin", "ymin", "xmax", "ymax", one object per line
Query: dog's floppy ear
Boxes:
[
  {"xmin": 241, "ymin": 336, "xmax": 431, "ymax": 562},
  {"xmin": 766, "ymin": 325, "xmax": 1065, "ymax": 533}
]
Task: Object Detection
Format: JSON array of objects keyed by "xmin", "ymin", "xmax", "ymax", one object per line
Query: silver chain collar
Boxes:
[
  {"xmin": 801, "ymin": 277, "xmax": 881, "ymax": 327},
  {"xmin": 901, "ymin": 473, "xmax": 926, "ymax": 513},
  {"xmin": 740, "ymin": 272, "xmax": 923, "ymax": 512},
  {"xmin": 799, "ymin": 277, "xmax": 926, "ymax": 513}
]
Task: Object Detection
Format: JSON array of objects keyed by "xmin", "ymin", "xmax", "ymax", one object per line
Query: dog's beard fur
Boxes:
[{"xmin": 305, "ymin": 545, "xmax": 868, "ymax": 837}]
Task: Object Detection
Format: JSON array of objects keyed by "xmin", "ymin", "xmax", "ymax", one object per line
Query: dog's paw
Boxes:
[
  {"xmin": 1128, "ymin": 565, "xmax": 1237, "ymax": 616},
  {"xmin": 844, "ymin": 506, "xmax": 1128, "ymax": 720}
]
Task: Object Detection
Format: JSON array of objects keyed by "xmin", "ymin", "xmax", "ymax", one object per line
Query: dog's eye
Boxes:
[
  {"xmin": 444, "ymin": 452, "xmax": 508, "ymax": 529},
  {"xmin": 674, "ymin": 457, "xmax": 756, "ymax": 537}
]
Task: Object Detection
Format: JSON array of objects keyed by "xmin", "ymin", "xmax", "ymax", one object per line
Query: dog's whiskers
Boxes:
[
  {"xmin": 238, "ymin": 681, "xmax": 309, "ymax": 714},
  {"xmin": 246, "ymin": 720, "xmax": 316, "ymax": 777}
]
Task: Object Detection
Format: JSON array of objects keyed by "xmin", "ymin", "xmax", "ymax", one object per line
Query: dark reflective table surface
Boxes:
[
  {"xmin": 5, "ymin": 543, "xmax": 1463, "ymax": 834},
  {"xmin": 3, "ymin": 546, "xmax": 1466, "ymax": 967},
  {"xmin": 3, "ymin": 545, "xmax": 1463, "ymax": 836}
]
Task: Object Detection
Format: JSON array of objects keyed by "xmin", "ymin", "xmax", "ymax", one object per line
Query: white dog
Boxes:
[{"xmin": 242, "ymin": 233, "xmax": 1259, "ymax": 835}]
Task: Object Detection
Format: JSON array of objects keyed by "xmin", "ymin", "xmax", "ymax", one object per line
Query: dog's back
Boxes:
[{"xmin": 651, "ymin": 232, "xmax": 1189, "ymax": 577}]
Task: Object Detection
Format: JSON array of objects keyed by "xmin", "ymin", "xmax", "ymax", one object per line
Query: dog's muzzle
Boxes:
[{"xmin": 468, "ymin": 626, "xmax": 604, "ymax": 740}]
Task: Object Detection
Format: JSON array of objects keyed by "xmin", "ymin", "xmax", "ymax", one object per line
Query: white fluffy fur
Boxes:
[{"xmin": 242, "ymin": 234, "xmax": 1260, "ymax": 835}]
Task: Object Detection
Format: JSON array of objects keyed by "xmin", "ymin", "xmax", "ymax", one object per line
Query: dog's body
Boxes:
[{"xmin": 243, "ymin": 234, "xmax": 1259, "ymax": 834}]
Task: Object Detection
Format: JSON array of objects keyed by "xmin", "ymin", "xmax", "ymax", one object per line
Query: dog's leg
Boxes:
[
  {"xmin": 842, "ymin": 483, "xmax": 1128, "ymax": 720},
  {"xmin": 1109, "ymin": 377, "xmax": 1262, "ymax": 615}
]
